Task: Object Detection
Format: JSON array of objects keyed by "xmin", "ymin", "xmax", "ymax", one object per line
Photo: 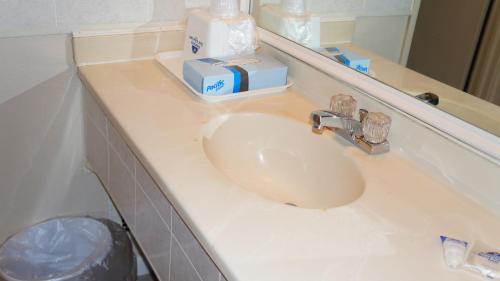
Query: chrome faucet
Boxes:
[
  {"xmin": 310, "ymin": 110, "xmax": 346, "ymax": 132},
  {"xmin": 310, "ymin": 94, "xmax": 391, "ymax": 154}
]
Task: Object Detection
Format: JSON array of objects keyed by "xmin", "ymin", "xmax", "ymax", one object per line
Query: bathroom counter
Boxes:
[{"xmin": 79, "ymin": 59, "xmax": 500, "ymax": 281}]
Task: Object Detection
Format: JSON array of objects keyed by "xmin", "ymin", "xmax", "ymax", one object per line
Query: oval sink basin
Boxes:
[{"xmin": 202, "ymin": 113, "xmax": 365, "ymax": 209}]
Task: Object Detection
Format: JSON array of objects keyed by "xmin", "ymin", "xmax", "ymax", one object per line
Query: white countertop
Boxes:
[{"xmin": 79, "ymin": 59, "xmax": 500, "ymax": 281}]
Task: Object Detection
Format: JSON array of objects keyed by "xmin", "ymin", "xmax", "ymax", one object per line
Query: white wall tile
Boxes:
[
  {"xmin": 0, "ymin": 35, "xmax": 72, "ymax": 105},
  {"xmin": 54, "ymin": 0, "xmax": 150, "ymax": 26},
  {"xmin": 0, "ymin": 0, "xmax": 56, "ymax": 33},
  {"xmin": 151, "ymin": 0, "xmax": 186, "ymax": 21},
  {"xmin": 185, "ymin": 0, "xmax": 209, "ymax": 9}
]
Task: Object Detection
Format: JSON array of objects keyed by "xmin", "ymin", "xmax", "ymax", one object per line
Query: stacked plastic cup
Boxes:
[{"xmin": 210, "ymin": 0, "xmax": 240, "ymax": 18}]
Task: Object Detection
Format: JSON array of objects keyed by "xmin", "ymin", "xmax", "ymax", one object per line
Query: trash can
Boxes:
[{"xmin": 0, "ymin": 217, "xmax": 137, "ymax": 281}]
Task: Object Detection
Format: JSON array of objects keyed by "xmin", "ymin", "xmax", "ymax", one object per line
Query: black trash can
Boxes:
[{"xmin": 0, "ymin": 217, "xmax": 136, "ymax": 281}]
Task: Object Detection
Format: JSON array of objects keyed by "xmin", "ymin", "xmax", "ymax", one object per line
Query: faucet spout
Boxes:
[
  {"xmin": 309, "ymin": 95, "xmax": 391, "ymax": 154},
  {"xmin": 310, "ymin": 110, "xmax": 346, "ymax": 133}
]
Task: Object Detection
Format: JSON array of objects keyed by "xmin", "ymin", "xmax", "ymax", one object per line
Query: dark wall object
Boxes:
[{"xmin": 407, "ymin": 0, "xmax": 491, "ymax": 90}]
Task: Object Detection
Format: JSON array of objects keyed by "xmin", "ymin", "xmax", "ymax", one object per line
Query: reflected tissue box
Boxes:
[
  {"xmin": 183, "ymin": 54, "xmax": 288, "ymax": 95},
  {"xmin": 322, "ymin": 47, "xmax": 371, "ymax": 74}
]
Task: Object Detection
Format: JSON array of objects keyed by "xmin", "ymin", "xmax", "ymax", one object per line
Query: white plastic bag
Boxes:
[{"xmin": 0, "ymin": 217, "xmax": 136, "ymax": 281}]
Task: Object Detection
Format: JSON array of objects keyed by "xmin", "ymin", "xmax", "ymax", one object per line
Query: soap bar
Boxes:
[
  {"xmin": 183, "ymin": 54, "xmax": 288, "ymax": 95},
  {"xmin": 323, "ymin": 47, "xmax": 371, "ymax": 74}
]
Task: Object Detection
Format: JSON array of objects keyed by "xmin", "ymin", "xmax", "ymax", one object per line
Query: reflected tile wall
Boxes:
[
  {"xmin": 364, "ymin": 0, "xmax": 413, "ymax": 12},
  {"xmin": 257, "ymin": 0, "xmax": 414, "ymax": 15}
]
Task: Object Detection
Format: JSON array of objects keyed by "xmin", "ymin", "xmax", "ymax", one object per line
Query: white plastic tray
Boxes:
[{"xmin": 155, "ymin": 51, "xmax": 293, "ymax": 103}]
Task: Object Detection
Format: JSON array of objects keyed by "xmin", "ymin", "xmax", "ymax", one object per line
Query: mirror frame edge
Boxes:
[{"xmin": 255, "ymin": 27, "xmax": 500, "ymax": 162}]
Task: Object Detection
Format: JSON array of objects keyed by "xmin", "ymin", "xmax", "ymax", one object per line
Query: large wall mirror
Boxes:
[{"xmin": 251, "ymin": 0, "xmax": 500, "ymax": 137}]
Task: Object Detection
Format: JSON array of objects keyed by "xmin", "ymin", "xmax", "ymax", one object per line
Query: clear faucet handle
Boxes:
[
  {"xmin": 330, "ymin": 94, "xmax": 357, "ymax": 118},
  {"xmin": 362, "ymin": 112, "xmax": 391, "ymax": 144}
]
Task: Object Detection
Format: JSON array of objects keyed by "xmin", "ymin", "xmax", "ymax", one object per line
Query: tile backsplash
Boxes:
[
  {"xmin": 85, "ymin": 90, "xmax": 226, "ymax": 281},
  {"xmin": 73, "ymin": 29, "xmax": 184, "ymax": 65}
]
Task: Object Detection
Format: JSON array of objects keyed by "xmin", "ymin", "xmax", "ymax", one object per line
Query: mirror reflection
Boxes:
[{"xmin": 251, "ymin": 0, "xmax": 500, "ymax": 136}]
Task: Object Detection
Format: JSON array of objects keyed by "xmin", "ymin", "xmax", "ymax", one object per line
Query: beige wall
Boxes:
[
  {"xmin": 0, "ymin": 0, "xmax": 203, "ymax": 244},
  {"xmin": 468, "ymin": 0, "xmax": 500, "ymax": 106},
  {"xmin": 407, "ymin": 0, "xmax": 491, "ymax": 89},
  {"xmin": 0, "ymin": 34, "xmax": 109, "ymax": 242}
]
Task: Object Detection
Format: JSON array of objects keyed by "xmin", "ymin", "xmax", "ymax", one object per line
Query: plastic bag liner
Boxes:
[
  {"xmin": 0, "ymin": 217, "xmax": 136, "ymax": 281},
  {"xmin": 221, "ymin": 14, "xmax": 258, "ymax": 56}
]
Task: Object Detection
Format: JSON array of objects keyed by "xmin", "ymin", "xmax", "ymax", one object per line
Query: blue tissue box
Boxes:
[
  {"xmin": 183, "ymin": 54, "xmax": 288, "ymax": 96},
  {"xmin": 324, "ymin": 47, "xmax": 371, "ymax": 74}
]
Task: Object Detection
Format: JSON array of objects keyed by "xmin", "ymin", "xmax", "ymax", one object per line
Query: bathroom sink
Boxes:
[{"xmin": 202, "ymin": 113, "xmax": 365, "ymax": 209}]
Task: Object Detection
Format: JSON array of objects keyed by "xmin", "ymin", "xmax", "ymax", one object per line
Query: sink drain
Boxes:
[{"xmin": 284, "ymin": 202, "xmax": 298, "ymax": 207}]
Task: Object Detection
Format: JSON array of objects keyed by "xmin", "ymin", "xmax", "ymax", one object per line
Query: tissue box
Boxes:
[
  {"xmin": 324, "ymin": 47, "xmax": 371, "ymax": 74},
  {"xmin": 183, "ymin": 54, "xmax": 288, "ymax": 95}
]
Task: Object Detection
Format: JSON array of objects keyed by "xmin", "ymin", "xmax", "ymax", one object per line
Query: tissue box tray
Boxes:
[{"xmin": 155, "ymin": 51, "xmax": 293, "ymax": 102}]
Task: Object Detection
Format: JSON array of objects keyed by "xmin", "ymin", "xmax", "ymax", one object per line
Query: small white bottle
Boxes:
[{"xmin": 441, "ymin": 236, "xmax": 468, "ymax": 269}]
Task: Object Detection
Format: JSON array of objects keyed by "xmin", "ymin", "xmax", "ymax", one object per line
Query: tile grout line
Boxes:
[
  {"xmin": 169, "ymin": 205, "xmax": 173, "ymax": 281},
  {"xmin": 108, "ymin": 125, "xmax": 135, "ymax": 175},
  {"xmin": 133, "ymin": 158, "xmax": 137, "ymax": 231},
  {"xmin": 137, "ymin": 180, "xmax": 172, "ymax": 232},
  {"xmin": 105, "ymin": 117, "xmax": 110, "ymax": 187},
  {"xmin": 132, "ymin": 184, "xmax": 165, "ymax": 281},
  {"xmin": 154, "ymin": 31, "xmax": 161, "ymax": 53},
  {"xmin": 171, "ymin": 234, "xmax": 204, "ymax": 281},
  {"xmin": 135, "ymin": 178, "xmax": 173, "ymax": 281},
  {"xmin": 89, "ymin": 103, "xmax": 160, "ymax": 279},
  {"xmin": 137, "ymin": 163, "xmax": 222, "ymax": 281},
  {"xmin": 52, "ymin": 0, "xmax": 58, "ymax": 28}
]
